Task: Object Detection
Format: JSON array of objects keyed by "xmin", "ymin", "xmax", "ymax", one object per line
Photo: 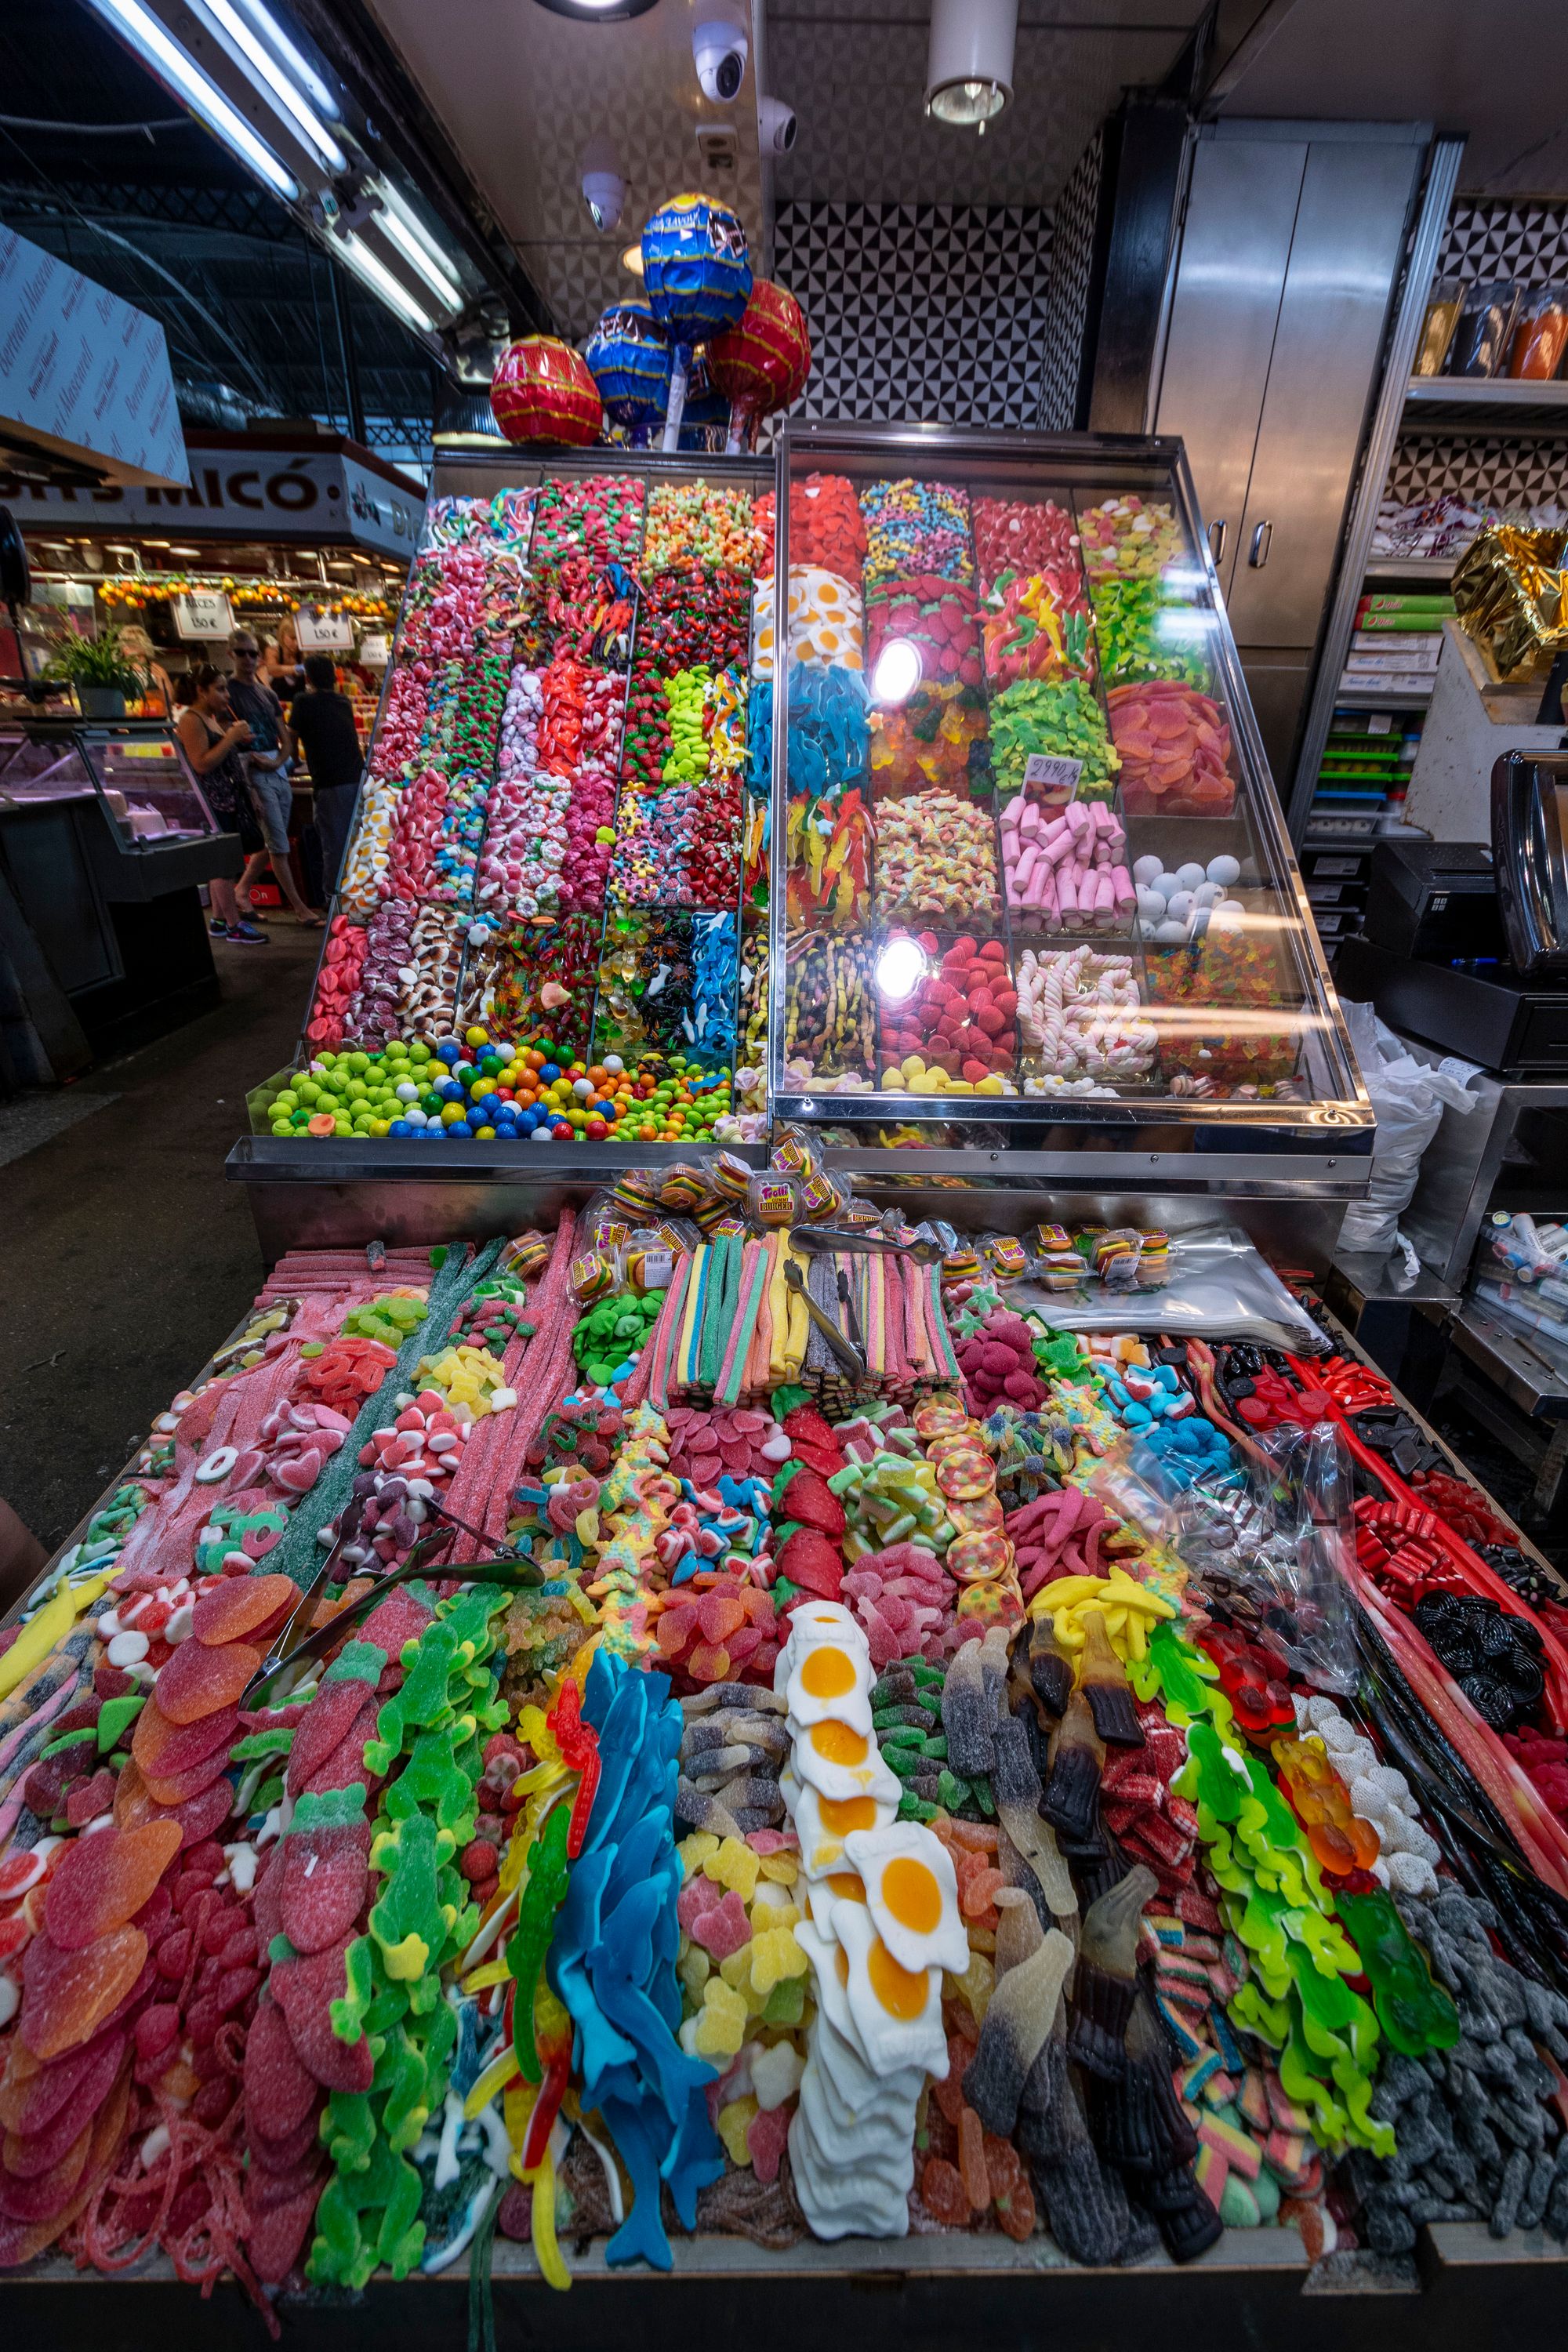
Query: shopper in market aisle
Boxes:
[
  {"xmin": 288, "ymin": 652, "xmax": 363, "ymax": 895},
  {"xmin": 261, "ymin": 612, "xmax": 305, "ymax": 697},
  {"xmin": 174, "ymin": 665, "xmax": 270, "ymax": 943},
  {"xmin": 118, "ymin": 623, "xmax": 176, "ymax": 720},
  {"xmin": 227, "ymin": 631, "xmax": 325, "ymax": 927}
]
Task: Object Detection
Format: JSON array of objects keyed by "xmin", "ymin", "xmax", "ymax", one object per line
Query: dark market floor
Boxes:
[{"xmin": 0, "ymin": 924, "xmax": 318, "ymax": 1554}]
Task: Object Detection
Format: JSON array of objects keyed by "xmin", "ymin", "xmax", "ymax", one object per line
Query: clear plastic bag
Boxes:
[
  {"xmin": 1008, "ymin": 1224, "xmax": 1324, "ymax": 1354},
  {"xmin": 1174, "ymin": 1421, "xmax": 1356, "ymax": 1693}
]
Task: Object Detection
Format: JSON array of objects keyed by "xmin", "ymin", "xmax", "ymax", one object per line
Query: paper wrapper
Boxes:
[{"xmin": 1454, "ymin": 523, "xmax": 1568, "ymax": 681}]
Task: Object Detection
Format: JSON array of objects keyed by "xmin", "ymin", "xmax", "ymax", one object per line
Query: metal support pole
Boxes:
[{"xmin": 329, "ymin": 257, "xmax": 368, "ymax": 447}]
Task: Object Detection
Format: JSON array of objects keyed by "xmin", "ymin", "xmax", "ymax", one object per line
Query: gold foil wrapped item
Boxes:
[{"xmin": 1454, "ymin": 524, "xmax": 1568, "ymax": 680}]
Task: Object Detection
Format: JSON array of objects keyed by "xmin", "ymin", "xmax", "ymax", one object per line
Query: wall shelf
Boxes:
[{"xmin": 1403, "ymin": 376, "xmax": 1568, "ymax": 432}]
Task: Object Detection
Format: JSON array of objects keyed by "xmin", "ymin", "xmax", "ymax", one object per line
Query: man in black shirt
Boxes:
[{"xmin": 289, "ymin": 653, "xmax": 364, "ymax": 895}]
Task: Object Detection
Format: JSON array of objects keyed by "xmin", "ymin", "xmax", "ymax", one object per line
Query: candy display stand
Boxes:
[{"xmin": 768, "ymin": 423, "xmax": 1374, "ymax": 1232}]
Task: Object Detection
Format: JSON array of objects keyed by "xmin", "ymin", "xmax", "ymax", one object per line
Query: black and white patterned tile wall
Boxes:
[
  {"xmin": 1392, "ymin": 197, "xmax": 1568, "ymax": 511},
  {"xmin": 1036, "ymin": 130, "xmax": 1104, "ymax": 432},
  {"xmin": 772, "ymin": 201, "xmax": 1054, "ymax": 428}
]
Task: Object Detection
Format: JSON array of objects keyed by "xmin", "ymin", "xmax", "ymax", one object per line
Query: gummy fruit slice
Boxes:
[
  {"xmin": 44, "ymin": 1822, "xmax": 181, "ymax": 1951},
  {"xmin": 191, "ymin": 1574, "xmax": 297, "ymax": 1649},
  {"xmin": 0, "ymin": 2118, "xmax": 93, "ymax": 2221},
  {"xmin": 154, "ymin": 1639, "xmax": 262, "ymax": 1726},
  {"xmin": 142, "ymin": 1748, "xmax": 234, "ymax": 1810},
  {"xmin": 2, "ymin": 2030, "xmax": 125, "ymax": 2176},
  {"xmin": 20, "ymin": 1926, "xmax": 148, "ymax": 2061},
  {"xmin": 270, "ymin": 1945, "xmax": 374, "ymax": 2093},
  {"xmin": 132, "ymin": 1697, "xmax": 239, "ymax": 1782}
]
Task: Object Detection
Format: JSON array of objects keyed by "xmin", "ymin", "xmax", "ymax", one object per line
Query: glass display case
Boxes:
[
  {"xmin": 767, "ymin": 423, "xmax": 1372, "ymax": 1160},
  {"xmin": 0, "ymin": 720, "xmax": 220, "ymax": 851}
]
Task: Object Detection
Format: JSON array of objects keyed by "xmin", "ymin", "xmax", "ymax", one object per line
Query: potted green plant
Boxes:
[{"xmin": 45, "ymin": 626, "xmax": 147, "ymax": 719}]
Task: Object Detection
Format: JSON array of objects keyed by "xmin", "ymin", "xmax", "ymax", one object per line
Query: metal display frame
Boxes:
[{"xmin": 765, "ymin": 420, "xmax": 1374, "ymax": 1180}]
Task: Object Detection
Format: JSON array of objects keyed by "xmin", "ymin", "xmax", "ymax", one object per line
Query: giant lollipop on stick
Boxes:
[
  {"xmin": 709, "ymin": 278, "xmax": 811, "ymax": 452},
  {"xmin": 641, "ymin": 193, "xmax": 752, "ymax": 452},
  {"xmin": 491, "ymin": 336, "xmax": 601, "ymax": 445},
  {"xmin": 585, "ymin": 299, "xmax": 671, "ymax": 446}
]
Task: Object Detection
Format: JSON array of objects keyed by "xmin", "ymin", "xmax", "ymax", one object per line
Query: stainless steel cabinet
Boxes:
[{"xmin": 1153, "ymin": 122, "xmax": 1427, "ymax": 781}]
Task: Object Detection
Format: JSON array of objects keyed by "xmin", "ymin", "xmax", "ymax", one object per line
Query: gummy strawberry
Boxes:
[
  {"xmin": 774, "ymin": 1468, "xmax": 844, "ymax": 1538},
  {"xmin": 279, "ymin": 1813, "xmax": 372, "ymax": 1955},
  {"xmin": 244, "ymin": 1999, "xmax": 321, "ymax": 2142},
  {"xmin": 269, "ymin": 1944, "xmax": 374, "ymax": 2092}
]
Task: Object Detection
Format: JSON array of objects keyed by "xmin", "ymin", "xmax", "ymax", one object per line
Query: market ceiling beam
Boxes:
[{"xmin": 76, "ymin": 0, "xmax": 553, "ymax": 386}]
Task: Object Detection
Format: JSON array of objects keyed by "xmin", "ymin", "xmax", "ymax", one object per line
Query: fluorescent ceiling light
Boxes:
[
  {"xmin": 85, "ymin": 0, "xmax": 299, "ymax": 198},
  {"xmin": 336, "ymin": 230, "xmax": 437, "ymax": 335},
  {"xmin": 230, "ymin": 0, "xmax": 339, "ymax": 118},
  {"xmin": 192, "ymin": 0, "xmax": 347, "ymax": 173},
  {"xmin": 374, "ymin": 183, "xmax": 463, "ymax": 312}
]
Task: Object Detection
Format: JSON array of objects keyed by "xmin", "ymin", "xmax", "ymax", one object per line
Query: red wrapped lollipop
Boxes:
[
  {"xmin": 709, "ymin": 279, "xmax": 811, "ymax": 452},
  {"xmin": 491, "ymin": 336, "xmax": 602, "ymax": 446}
]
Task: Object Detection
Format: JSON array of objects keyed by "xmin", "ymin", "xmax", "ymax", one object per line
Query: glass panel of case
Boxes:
[{"xmin": 769, "ymin": 431, "xmax": 1363, "ymax": 1123}]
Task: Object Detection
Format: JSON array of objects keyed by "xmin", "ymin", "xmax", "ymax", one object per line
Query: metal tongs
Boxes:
[
  {"xmin": 239, "ymin": 1497, "xmax": 543, "ymax": 1708},
  {"xmin": 789, "ymin": 1225, "xmax": 941, "ymax": 1264},
  {"xmin": 782, "ymin": 1258, "xmax": 868, "ymax": 1378}
]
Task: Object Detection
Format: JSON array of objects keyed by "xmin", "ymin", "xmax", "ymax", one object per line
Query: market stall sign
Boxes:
[
  {"xmin": 0, "ymin": 445, "xmax": 423, "ymax": 557},
  {"xmin": 296, "ymin": 606, "xmax": 353, "ymax": 652},
  {"xmin": 173, "ymin": 590, "xmax": 234, "ymax": 641},
  {"xmin": 0, "ymin": 227, "xmax": 187, "ymax": 490},
  {"xmin": 357, "ymin": 631, "xmax": 390, "ymax": 666}
]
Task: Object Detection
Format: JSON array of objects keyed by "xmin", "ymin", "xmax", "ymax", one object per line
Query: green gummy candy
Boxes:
[
  {"xmin": 761, "ymin": 1974, "xmax": 807, "ymax": 2028},
  {"xmin": 96, "ymin": 1695, "xmax": 143, "ymax": 1751}
]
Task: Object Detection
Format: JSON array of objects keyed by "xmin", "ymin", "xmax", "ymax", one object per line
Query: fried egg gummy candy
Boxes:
[{"xmin": 776, "ymin": 1604, "xmax": 956, "ymax": 2237}]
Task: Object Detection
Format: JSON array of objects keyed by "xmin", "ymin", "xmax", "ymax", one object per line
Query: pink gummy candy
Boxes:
[
  {"xmin": 689, "ymin": 1889, "xmax": 750, "ymax": 1962},
  {"xmin": 747, "ymin": 2101, "xmax": 790, "ymax": 2183}
]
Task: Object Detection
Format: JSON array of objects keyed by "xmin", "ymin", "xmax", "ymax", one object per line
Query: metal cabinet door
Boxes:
[
  {"xmin": 1153, "ymin": 136, "xmax": 1307, "ymax": 597},
  {"xmin": 1225, "ymin": 138, "xmax": 1421, "ymax": 647}
]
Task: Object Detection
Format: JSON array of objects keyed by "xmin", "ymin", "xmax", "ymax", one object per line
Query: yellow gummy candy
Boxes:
[
  {"xmin": 718, "ymin": 1945, "xmax": 753, "ymax": 1992},
  {"xmin": 946, "ymin": 1949, "xmax": 996, "ymax": 2027},
  {"xmin": 757, "ymin": 1852, "xmax": 799, "ymax": 1885},
  {"xmin": 718, "ymin": 2095, "xmax": 760, "ymax": 2168},
  {"xmin": 678, "ymin": 1831, "xmax": 721, "ymax": 1880},
  {"xmin": 694, "ymin": 1978, "xmax": 750, "ymax": 2059},
  {"xmin": 678, "ymin": 1942, "xmax": 711, "ymax": 1996},
  {"xmin": 704, "ymin": 1836, "xmax": 760, "ymax": 1903},
  {"xmin": 750, "ymin": 1928, "xmax": 809, "ymax": 1997}
]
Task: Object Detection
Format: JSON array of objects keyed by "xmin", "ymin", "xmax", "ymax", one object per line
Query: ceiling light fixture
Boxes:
[
  {"xmin": 336, "ymin": 230, "xmax": 437, "ymax": 334},
  {"xmin": 373, "ymin": 182, "xmax": 464, "ymax": 311},
  {"xmin": 230, "ymin": 0, "xmax": 339, "ymax": 118},
  {"xmin": 532, "ymin": 0, "xmax": 659, "ymax": 19},
  {"xmin": 190, "ymin": 0, "xmax": 347, "ymax": 172},
  {"xmin": 83, "ymin": 0, "xmax": 299, "ymax": 198},
  {"xmin": 925, "ymin": 0, "xmax": 1016, "ymax": 132}
]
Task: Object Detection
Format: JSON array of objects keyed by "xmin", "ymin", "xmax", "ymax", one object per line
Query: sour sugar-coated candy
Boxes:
[
  {"xmin": 153, "ymin": 1638, "xmax": 263, "ymax": 1726},
  {"xmin": 132, "ymin": 1697, "xmax": 239, "ymax": 1782},
  {"xmin": 20, "ymin": 1926, "xmax": 148, "ymax": 2061},
  {"xmin": 43, "ymin": 1823, "xmax": 182, "ymax": 1952},
  {"xmin": 190, "ymin": 1573, "xmax": 299, "ymax": 1648}
]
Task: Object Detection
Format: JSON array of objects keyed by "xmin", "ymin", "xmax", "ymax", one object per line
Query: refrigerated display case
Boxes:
[
  {"xmin": 0, "ymin": 717, "xmax": 241, "ymax": 1067},
  {"xmin": 767, "ymin": 424, "xmax": 1372, "ymax": 1200}
]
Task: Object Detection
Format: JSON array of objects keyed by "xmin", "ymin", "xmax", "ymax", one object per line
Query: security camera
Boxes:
[
  {"xmin": 693, "ymin": 16, "xmax": 748, "ymax": 102},
  {"xmin": 758, "ymin": 95, "xmax": 797, "ymax": 154},
  {"xmin": 579, "ymin": 137, "xmax": 626, "ymax": 232}
]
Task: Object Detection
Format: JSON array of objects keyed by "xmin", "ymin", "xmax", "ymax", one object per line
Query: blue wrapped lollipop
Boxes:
[
  {"xmin": 641, "ymin": 193, "xmax": 752, "ymax": 452},
  {"xmin": 585, "ymin": 298, "xmax": 672, "ymax": 445},
  {"xmin": 677, "ymin": 346, "xmax": 731, "ymax": 452}
]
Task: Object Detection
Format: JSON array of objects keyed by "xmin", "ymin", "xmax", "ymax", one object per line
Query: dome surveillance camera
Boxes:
[
  {"xmin": 758, "ymin": 95, "xmax": 797, "ymax": 154},
  {"xmin": 579, "ymin": 137, "xmax": 626, "ymax": 231},
  {"xmin": 693, "ymin": 16, "xmax": 748, "ymax": 102}
]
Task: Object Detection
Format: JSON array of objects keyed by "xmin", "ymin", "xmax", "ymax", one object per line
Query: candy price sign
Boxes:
[
  {"xmin": 1024, "ymin": 752, "xmax": 1083, "ymax": 798},
  {"xmin": 172, "ymin": 590, "xmax": 233, "ymax": 641}
]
